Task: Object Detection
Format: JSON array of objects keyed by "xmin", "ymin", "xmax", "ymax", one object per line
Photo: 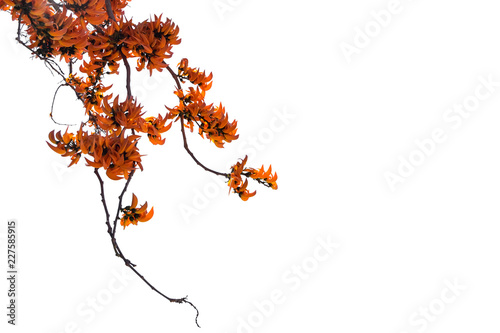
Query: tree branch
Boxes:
[{"xmin": 94, "ymin": 168, "xmax": 120, "ymax": 256}]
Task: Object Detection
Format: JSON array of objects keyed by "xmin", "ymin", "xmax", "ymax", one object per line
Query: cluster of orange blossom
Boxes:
[
  {"xmin": 120, "ymin": 193, "xmax": 154, "ymax": 228},
  {"xmin": 228, "ymin": 156, "xmax": 278, "ymax": 201},
  {"xmin": 0, "ymin": 0, "xmax": 278, "ymax": 323}
]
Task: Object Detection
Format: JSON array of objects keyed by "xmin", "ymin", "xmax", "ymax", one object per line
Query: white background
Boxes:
[{"xmin": 1, "ymin": 0, "xmax": 500, "ymax": 332}]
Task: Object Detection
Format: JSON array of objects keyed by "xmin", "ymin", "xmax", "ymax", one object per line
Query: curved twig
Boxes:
[
  {"xmin": 50, "ymin": 84, "xmax": 78, "ymax": 126},
  {"xmin": 179, "ymin": 115, "xmax": 228, "ymax": 177}
]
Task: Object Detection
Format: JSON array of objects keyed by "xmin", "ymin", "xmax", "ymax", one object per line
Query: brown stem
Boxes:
[
  {"xmin": 119, "ymin": 48, "xmax": 132, "ymax": 100},
  {"xmin": 94, "ymin": 168, "xmax": 200, "ymax": 327},
  {"xmin": 105, "ymin": 0, "xmax": 116, "ymax": 22},
  {"xmin": 94, "ymin": 168, "xmax": 119, "ymax": 256},
  {"xmin": 16, "ymin": 15, "xmax": 21, "ymax": 43},
  {"xmin": 179, "ymin": 115, "xmax": 228, "ymax": 177},
  {"xmin": 167, "ymin": 64, "xmax": 182, "ymax": 90}
]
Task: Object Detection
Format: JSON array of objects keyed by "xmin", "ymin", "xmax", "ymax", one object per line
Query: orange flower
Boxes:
[
  {"xmin": 227, "ymin": 156, "xmax": 256, "ymax": 201},
  {"xmin": 86, "ymin": 19, "xmax": 129, "ymax": 74},
  {"xmin": 125, "ymin": 15, "xmax": 181, "ymax": 75},
  {"xmin": 0, "ymin": 0, "xmax": 12, "ymax": 10},
  {"xmin": 226, "ymin": 157, "xmax": 278, "ymax": 200},
  {"xmin": 65, "ymin": 0, "xmax": 108, "ymax": 26},
  {"xmin": 120, "ymin": 193, "xmax": 154, "ymax": 229},
  {"xmin": 178, "ymin": 58, "xmax": 213, "ymax": 92},
  {"xmin": 244, "ymin": 165, "xmax": 278, "ymax": 190},
  {"xmin": 47, "ymin": 128, "xmax": 82, "ymax": 167},
  {"xmin": 97, "ymin": 95, "xmax": 145, "ymax": 133},
  {"xmin": 144, "ymin": 114, "xmax": 172, "ymax": 145},
  {"xmin": 66, "ymin": 67, "xmax": 111, "ymax": 115},
  {"xmin": 197, "ymin": 103, "xmax": 238, "ymax": 148},
  {"xmin": 167, "ymin": 86, "xmax": 238, "ymax": 148},
  {"xmin": 81, "ymin": 131, "xmax": 143, "ymax": 180}
]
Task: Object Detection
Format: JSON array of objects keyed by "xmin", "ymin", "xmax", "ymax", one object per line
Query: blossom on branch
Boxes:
[
  {"xmin": 245, "ymin": 165, "xmax": 278, "ymax": 190},
  {"xmin": 120, "ymin": 193, "xmax": 154, "ymax": 229},
  {"xmin": 2, "ymin": 0, "xmax": 278, "ymax": 326},
  {"xmin": 227, "ymin": 156, "xmax": 279, "ymax": 200}
]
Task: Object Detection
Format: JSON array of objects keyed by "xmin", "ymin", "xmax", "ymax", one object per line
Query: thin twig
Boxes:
[
  {"xmin": 112, "ymin": 169, "xmax": 135, "ymax": 237},
  {"xmin": 15, "ymin": 11, "xmax": 66, "ymax": 79},
  {"xmin": 94, "ymin": 168, "xmax": 120, "ymax": 256},
  {"xmin": 16, "ymin": 16, "xmax": 21, "ymax": 42},
  {"xmin": 17, "ymin": 39, "xmax": 66, "ymax": 78},
  {"xmin": 50, "ymin": 84, "xmax": 78, "ymax": 126}
]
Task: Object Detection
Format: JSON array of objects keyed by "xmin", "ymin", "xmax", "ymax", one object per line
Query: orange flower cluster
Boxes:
[
  {"xmin": 167, "ymin": 59, "xmax": 238, "ymax": 148},
  {"xmin": 245, "ymin": 165, "xmax": 278, "ymax": 190},
  {"xmin": 227, "ymin": 156, "xmax": 278, "ymax": 201},
  {"xmin": 47, "ymin": 128, "xmax": 82, "ymax": 167},
  {"xmin": 65, "ymin": 0, "xmax": 128, "ymax": 25},
  {"xmin": 0, "ymin": 0, "xmax": 10, "ymax": 11},
  {"xmin": 65, "ymin": 0, "xmax": 108, "ymax": 25},
  {"xmin": 227, "ymin": 156, "xmax": 256, "ymax": 201},
  {"xmin": 0, "ymin": 1, "xmax": 180, "ymax": 121},
  {"xmin": 66, "ymin": 72, "xmax": 110, "ymax": 115},
  {"xmin": 93, "ymin": 95, "xmax": 173, "ymax": 145},
  {"xmin": 80, "ymin": 130, "xmax": 142, "ymax": 180},
  {"xmin": 97, "ymin": 95, "xmax": 145, "ymax": 133},
  {"xmin": 178, "ymin": 58, "xmax": 213, "ymax": 91},
  {"xmin": 144, "ymin": 114, "xmax": 172, "ymax": 145},
  {"xmin": 129, "ymin": 15, "xmax": 181, "ymax": 74},
  {"xmin": 120, "ymin": 194, "xmax": 154, "ymax": 229},
  {"xmin": 48, "ymin": 128, "xmax": 143, "ymax": 180},
  {"xmin": 1, "ymin": 1, "xmax": 89, "ymax": 61},
  {"xmin": 86, "ymin": 15, "xmax": 180, "ymax": 75}
]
